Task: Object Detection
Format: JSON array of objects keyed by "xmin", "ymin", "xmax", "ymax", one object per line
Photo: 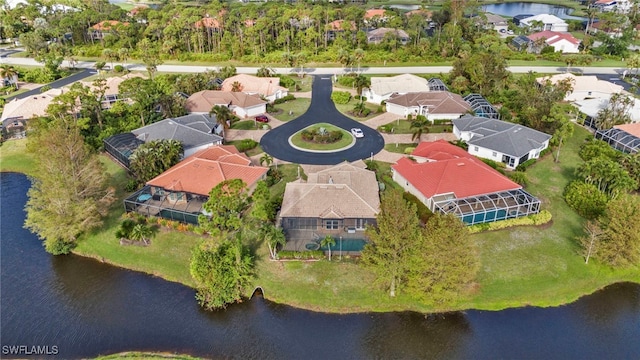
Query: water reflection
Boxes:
[{"xmin": 1, "ymin": 172, "xmax": 639, "ymax": 359}]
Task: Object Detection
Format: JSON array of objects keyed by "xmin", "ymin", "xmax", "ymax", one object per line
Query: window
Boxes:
[
  {"xmin": 355, "ymin": 219, "xmax": 368, "ymax": 230},
  {"xmin": 324, "ymin": 220, "xmax": 339, "ymax": 230},
  {"xmin": 474, "ymin": 146, "xmax": 479, "ymax": 152},
  {"xmin": 492, "ymin": 151, "xmax": 497, "ymax": 157}
]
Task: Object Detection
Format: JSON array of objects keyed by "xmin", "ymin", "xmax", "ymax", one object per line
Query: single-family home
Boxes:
[
  {"xmin": 80, "ymin": 73, "xmax": 147, "ymax": 109},
  {"xmin": 479, "ymin": 13, "xmax": 509, "ymax": 33},
  {"xmin": 511, "ymin": 35, "xmax": 533, "ymax": 51},
  {"xmin": 88, "ymin": 20, "xmax": 129, "ymax": 41},
  {"xmin": 575, "ymin": 93, "xmax": 640, "ymax": 128},
  {"xmin": 185, "ymin": 90, "xmax": 267, "ymax": 118},
  {"xmin": 392, "ymin": 140, "xmax": 542, "ymax": 225},
  {"xmin": 588, "ymin": 20, "xmax": 624, "ymax": 38},
  {"xmin": 221, "ymin": 74, "xmax": 289, "ymax": 102},
  {"xmin": 385, "ymin": 91, "xmax": 472, "ymax": 120},
  {"xmin": 452, "ymin": 115, "xmax": 551, "ymax": 169},
  {"xmin": 279, "ymin": 161, "xmax": 380, "ymax": 252},
  {"xmin": 595, "ymin": 123, "xmax": 640, "ymax": 154},
  {"xmin": 536, "ymin": 73, "xmax": 624, "ymax": 101},
  {"xmin": 325, "ymin": 19, "xmax": 356, "ymax": 41},
  {"xmin": 366, "ymin": 28, "xmax": 409, "ymax": 45},
  {"xmin": 124, "ymin": 145, "xmax": 268, "ymax": 224},
  {"xmin": 364, "ymin": 9, "xmax": 389, "ymax": 25},
  {"xmin": 527, "ymin": 31, "xmax": 580, "ymax": 53},
  {"xmin": 0, "ymin": 88, "xmax": 64, "ymax": 122},
  {"xmin": 513, "ymin": 14, "xmax": 534, "ymax": 26},
  {"xmin": 362, "ymin": 73, "xmax": 430, "ymax": 104},
  {"xmin": 519, "ymin": 14, "xmax": 568, "ymax": 32},
  {"xmin": 405, "ymin": 9, "xmax": 432, "ymax": 20},
  {"xmin": 104, "ymin": 114, "xmax": 224, "ymax": 168}
]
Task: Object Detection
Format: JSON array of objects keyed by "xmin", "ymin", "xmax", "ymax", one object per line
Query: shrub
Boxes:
[
  {"xmin": 467, "ymin": 210, "xmax": 553, "ymax": 233},
  {"xmin": 278, "ymin": 76, "xmax": 296, "ymax": 89},
  {"xmin": 481, "ymin": 158, "xmax": 506, "ymax": 171},
  {"xmin": 273, "ymin": 94, "xmax": 296, "ymax": 104},
  {"xmin": 124, "ymin": 178, "xmax": 139, "ymax": 192},
  {"xmin": 331, "ymin": 91, "xmax": 351, "ymax": 104},
  {"xmin": 278, "ymin": 250, "xmax": 325, "ymax": 260},
  {"xmin": 404, "ymin": 147, "xmax": 416, "ymax": 154},
  {"xmin": 563, "ymin": 181, "xmax": 609, "ymax": 219},
  {"xmin": 403, "ymin": 191, "xmax": 433, "ymax": 223},
  {"xmin": 507, "ymin": 171, "xmax": 528, "ymax": 186},
  {"xmin": 114, "ymin": 65, "xmax": 125, "ymax": 73},
  {"xmin": 337, "ymin": 75, "xmax": 356, "ymax": 87},
  {"xmin": 236, "ymin": 139, "xmax": 258, "ymax": 152},
  {"xmin": 516, "ymin": 158, "xmax": 537, "ymax": 172},
  {"xmin": 300, "ymin": 127, "xmax": 343, "ymax": 143}
]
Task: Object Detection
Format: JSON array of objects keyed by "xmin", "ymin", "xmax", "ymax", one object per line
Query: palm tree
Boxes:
[
  {"xmin": 231, "ymin": 81, "xmax": 243, "ymax": 92},
  {"xmin": 336, "ymin": 49, "xmax": 353, "ymax": 71},
  {"xmin": 410, "ymin": 115, "xmax": 431, "ymax": 142},
  {"xmin": 0, "ymin": 64, "xmax": 19, "ymax": 90},
  {"xmin": 209, "ymin": 105, "xmax": 233, "ymax": 138},
  {"xmin": 260, "ymin": 223, "xmax": 286, "ymax": 259},
  {"xmin": 118, "ymin": 48, "xmax": 130, "ymax": 70},
  {"xmin": 129, "ymin": 223, "xmax": 155, "ymax": 245},
  {"xmin": 353, "ymin": 74, "xmax": 370, "ymax": 98},
  {"xmin": 320, "ymin": 235, "xmax": 336, "ymax": 261},
  {"xmin": 102, "ymin": 48, "xmax": 116, "ymax": 70},
  {"xmin": 353, "ymin": 48, "xmax": 365, "ymax": 74},
  {"xmin": 259, "ymin": 153, "xmax": 273, "ymax": 167},
  {"xmin": 256, "ymin": 65, "xmax": 275, "ymax": 77}
]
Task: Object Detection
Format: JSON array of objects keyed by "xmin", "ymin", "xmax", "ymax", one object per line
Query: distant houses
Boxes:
[
  {"xmin": 527, "ymin": 31, "xmax": 580, "ymax": 53},
  {"xmin": 362, "ymin": 74, "xmax": 431, "ymax": 104},
  {"xmin": 518, "ymin": 14, "xmax": 568, "ymax": 32},
  {"xmin": 536, "ymin": 73, "xmax": 624, "ymax": 102}
]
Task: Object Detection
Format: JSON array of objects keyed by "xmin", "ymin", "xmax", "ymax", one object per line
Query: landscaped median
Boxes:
[{"xmin": 289, "ymin": 123, "xmax": 354, "ymax": 152}]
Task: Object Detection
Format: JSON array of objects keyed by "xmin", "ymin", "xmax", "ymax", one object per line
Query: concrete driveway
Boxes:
[{"xmin": 260, "ymin": 75, "xmax": 385, "ymax": 165}]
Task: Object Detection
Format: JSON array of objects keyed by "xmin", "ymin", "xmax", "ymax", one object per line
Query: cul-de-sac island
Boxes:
[{"xmin": 1, "ymin": 0, "xmax": 639, "ymax": 318}]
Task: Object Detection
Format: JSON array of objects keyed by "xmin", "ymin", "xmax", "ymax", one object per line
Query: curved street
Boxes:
[{"xmin": 260, "ymin": 76, "xmax": 385, "ymax": 165}]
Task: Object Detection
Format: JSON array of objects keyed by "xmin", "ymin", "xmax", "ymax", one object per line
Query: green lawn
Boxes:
[
  {"xmin": 384, "ymin": 143, "xmax": 416, "ymax": 154},
  {"xmin": 290, "ymin": 123, "xmax": 353, "ymax": 150},
  {"xmin": 270, "ymin": 98, "xmax": 311, "ymax": 121},
  {"xmin": 378, "ymin": 119, "xmax": 453, "ymax": 134},
  {"xmin": 0, "ymin": 139, "xmax": 36, "ymax": 175},
  {"xmin": 333, "ymin": 100, "xmax": 383, "ymax": 121},
  {"xmin": 231, "ymin": 120, "xmax": 270, "ymax": 130},
  {"xmin": 225, "ymin": 140, "xmax": 264, "ymax": 157}
]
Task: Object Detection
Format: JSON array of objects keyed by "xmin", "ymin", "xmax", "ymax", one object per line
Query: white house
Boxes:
[
  {"xmin": 573, "ymin": 93, "xmax": 640, "ymax": 124},
  {"xmin": 536, "ymin": 73, "xmax": 624, "ymax": 102},
  {"xmin": 185, "ymin": 90, "xmax": 267, "ymax": 118},
  {"xmin": 519, "ymin": 14, "xmax": 568, "ymax": 32},
  {"xmin": 452, "ymin": 115, "xmax": 551, "ymax": 169},
  {"xmin": 361, "ymin": 74, "xmax": 430, "ymax": 104},
  {"xmin": 594, "ymin": 0, "xmax": 632, "ymax": 13},
  {"xmin": 385, "ymin": 91, "xmax": 471, "ymax": 121},
  {"xmin": 221, "ymin": 74, "xmax": 289, "ymax": 102},
  {"xmin": 527, "ymin": 31, "xmax": 580, "ymax": 53}
]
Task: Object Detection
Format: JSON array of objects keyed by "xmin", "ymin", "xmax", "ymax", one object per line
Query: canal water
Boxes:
[{"xmin": 1, "ymin": 172, "xmax": 639, "ymax": 359}]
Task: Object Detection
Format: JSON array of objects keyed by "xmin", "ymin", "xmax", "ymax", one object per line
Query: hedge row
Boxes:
[{"xmin": 467, "ymin": 210, "xmax": 552, "ymax": 233}]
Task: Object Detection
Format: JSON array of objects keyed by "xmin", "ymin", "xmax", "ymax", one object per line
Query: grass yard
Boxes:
[
  {"xmin": 231, "ymin": 120, "xmax": 270, "ymax": 130},
  {"xmin": 270, "ymin": 98, "xmax": 311, "ymax": 121},
  {"xmin": 290, "ymin": 123, "xmax": 353, "ymax": 150},
  {"xmin": 0, "ymin": 139, "xmax": 36, "ymax": 175},
  {"xmin": 378, "ymin": 119, "xmax": 453, "ymax": 134},
  {"xmin": 384, "ymin": 143, "xmax": 416, "ymax": 154},
  {"xmin": 333, "ymin": 100, "xmax": 383, "ymax": 121},
  {"xmin": 225, "ymin": 140, "xmax": 264, "ymax": 157}
]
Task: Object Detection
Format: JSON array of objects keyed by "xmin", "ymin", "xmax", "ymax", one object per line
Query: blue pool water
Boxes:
[{"xmin": 320, "ymin": 239, "xmax": 367, "ymax": 252}]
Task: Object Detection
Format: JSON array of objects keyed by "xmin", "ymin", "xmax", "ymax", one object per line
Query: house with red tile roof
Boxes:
[
  {"xmin": 527, "ymin": 31, "xmax": 580, "ymax": 53},
  {"xmin": 124, "ymin": 145, "xmax": 268, "ymax": 224},
  {"xmin": 88, "ymin": 20, "xmax": 129, "ymax": 40},
  {"xmin": 185, "ymin": 90, "xmax": 267, "ymax": 118},
  {"xmin": 326, "ymin": 19, "xmax": 356, "ymax": 41},
  {"xmin": 392, "ymin": 140, "xmax": 542, "ymax": 225},
  {"xmin": 364, "ymin": 9, "xmax": 388, "ymax": 22},
  {"xmin": 385, "ymin": 91, "xmax": 471, "ymax": 121}
]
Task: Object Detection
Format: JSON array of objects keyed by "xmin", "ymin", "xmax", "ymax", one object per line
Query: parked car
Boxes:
[
  {"xmin": 350, "ymin": 128, "xmax": 364, "ymax": 138},
  {"xmin": 255, "ymin": 115, "xmax": 269, "ymax": 123}
]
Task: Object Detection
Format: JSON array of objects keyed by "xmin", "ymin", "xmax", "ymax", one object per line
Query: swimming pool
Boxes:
[{"xmin": 319, "ymin": 238, "xmax": 368, "ymax": 252}]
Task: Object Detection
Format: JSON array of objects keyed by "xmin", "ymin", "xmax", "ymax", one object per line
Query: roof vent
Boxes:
[{"xmin": 457, "ymin": 162, "xmax": 465, "ymax": 166}]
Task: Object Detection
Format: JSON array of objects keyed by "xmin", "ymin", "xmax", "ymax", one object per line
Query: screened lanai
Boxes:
[
  {"xmin": 463, "ymin": 94, "xmax": 500, "ymax": 119},
  {"xmin": 428, "ymin": 78, "xmax": 449, "ymax": 91},
  {"xmin": 124, "ymin": 186, "xmax": 209, "ymax": 225},
  {"xmin": 432, "ymin": 189, "xmax": 541, "ymax": 225},
  {"xmin": 595, "ymin": 128, "xmax": 640, "ymax": 154},
  {"xmin": 103, "ymin": 133, "xmax": 144, "ymax": 168}
]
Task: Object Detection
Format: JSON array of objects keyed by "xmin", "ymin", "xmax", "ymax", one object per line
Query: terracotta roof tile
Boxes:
[
  {"xmin": 386, "ymin": 91, "xmax": 471, "ymax": 115},
  {"xmin": 146, "ymin": 145, "xmax": 267, "ymax": 196},
  {"xmin": 91, "ymin": 20, "xmax": 129, "ymax": 30}
]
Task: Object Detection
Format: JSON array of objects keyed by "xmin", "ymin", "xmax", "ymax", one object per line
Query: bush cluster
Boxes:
[
  {"xmin": 467, "ymin": 210, "xmax": 552, "ymax": 233},
  {"xmin": 236, "ymin": 139, "xmax": 258, "ymax": 152},
  {"xmin": 278, "ymin": 250, "xmax": 325, "ymax": 260},
  {"xmin": 301, "ymin": 128, "xmax": 343, "ymax": 143},
  {"xmin": 337, "ymin": 75, "xmax": 356, "ymax": 87},
  {"xmin": 273, "ymin": 94, "xmax": 296, "ymax": 105},
  {"xmin": 331, "ymin": 91, "xmax": 352, "ymax": 104}
]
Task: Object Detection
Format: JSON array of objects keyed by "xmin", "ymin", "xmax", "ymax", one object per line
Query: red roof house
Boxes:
[
  {"xmin": 392, "ymin": 140, "xmax": 541, "ymax": 225},
  {"xmin": 527, "ymin": 31, "xmax": 580, "ymax": 53}
]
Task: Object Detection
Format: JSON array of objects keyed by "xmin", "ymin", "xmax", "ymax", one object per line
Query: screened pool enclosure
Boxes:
[
  {"xmin": 432, "ymin": 189, "xmax": 541, "ymax": 225},
  {"xmin": 594, "ymin": 128, "xmax": 640, "ymax": 154},
  {"xmin": 103, "ymin": 133, "xmax": 144, "ymax": 168},
  {"xmin": 124, "ymin": 186, "xmax": 208, "ymax": 225}
]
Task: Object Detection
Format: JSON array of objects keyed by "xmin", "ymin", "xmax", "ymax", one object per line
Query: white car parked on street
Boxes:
[{"xmin": 350, "ymin": 128, "xmax": 364, "ymax": 138}]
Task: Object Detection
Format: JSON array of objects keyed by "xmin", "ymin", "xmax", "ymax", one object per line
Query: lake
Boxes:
[
  {"xmin": 1, "ymin": 172, "xmax": 639, "ymax": 359},
  {"xmin": 482, "ymin": 2, "xmax": 586, "ymax": 21}
]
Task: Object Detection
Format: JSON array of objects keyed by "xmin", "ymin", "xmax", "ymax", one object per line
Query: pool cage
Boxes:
[
  {"xmin": 124, "ymin": 186, "xmax": 209, "ymax": 225},
  {"xmin": 595, "ymin": 128, "xmax": 640, "ymax": 154},
  {"xmin": 103, "ymin": 133, "xmax": 144, "ymax": 169},
  {"xmin": 464, "ymin": 94, "xmax": 500, "ymax": 119},
  {"xmin": 428, "ymin": 78, "xmax": 449, "ymax": 91},
  {"xmin": 432, "ymin": 189, "xmax": 541, "ymax": 226}
]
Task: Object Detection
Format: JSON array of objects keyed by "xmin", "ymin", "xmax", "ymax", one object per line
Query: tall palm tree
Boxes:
[
  {"xmin": 353, "ymin": 74, "xmax": 370, "ymax": 98},
  {"xmin": 209, "ymin": 105, "xmax": 233, "ymax": 138},
  {"xmin": 260, "ymin": 223, "xmax": 286, "ymax": 259},
  {"xmin": 129, "ymin": 223, "xmax": 155, "ymax": 245},
  {"xmin": 256, "ymin": 65, "xmax": 275, "ymax": 77},
  {"xmin": 231, "ymin": 81, "xmax": 243, "ymax": 92},
  {"xmin": 320, "ymin": 235, "xmax": 336, "ymax": 261},
  {"xmin": 0, "ymin": 64, "xmax": 19, "ymax": 90},
  {"xmin": 353, "ymin": 48, "xmax": 365, "ymax": 74},
  {"xmin": 410, "ymin": 115, "xmax": 430, "ymax": 142}
]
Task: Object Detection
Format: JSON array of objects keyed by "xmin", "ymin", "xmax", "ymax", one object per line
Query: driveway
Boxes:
[{"xmin": 260, "ymin": 76, "xmax": 385, "ymax": 165}]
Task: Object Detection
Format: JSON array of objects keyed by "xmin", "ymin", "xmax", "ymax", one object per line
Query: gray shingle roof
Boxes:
[
  {"xmin": 131, "ymin": 114, "xmax": 223, "ymax": 152},
  {"xmin": 453, "ymin": 115, "xmax": 551, "ymax": 157}
]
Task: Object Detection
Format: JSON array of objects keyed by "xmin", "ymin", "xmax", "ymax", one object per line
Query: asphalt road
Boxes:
[
  {"xmin": 592, "ymin": 73, "xmax": 639, "ymax": 95},
  {"xmin": 4, "ymin": 68, "xmax": 95, "ymax": 101},
  {"xmin": 260, "ymin": 75, "xmax": 385, "ymax": 165}
]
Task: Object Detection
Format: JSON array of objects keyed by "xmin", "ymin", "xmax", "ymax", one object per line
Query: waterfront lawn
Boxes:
[
  {"xmin": 270, "ymin": 98, "xmax": 311, "ymax": 122},
  {"xmin": 0, "ymin": 139, "xmax": 36, "ymax": 176}
]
